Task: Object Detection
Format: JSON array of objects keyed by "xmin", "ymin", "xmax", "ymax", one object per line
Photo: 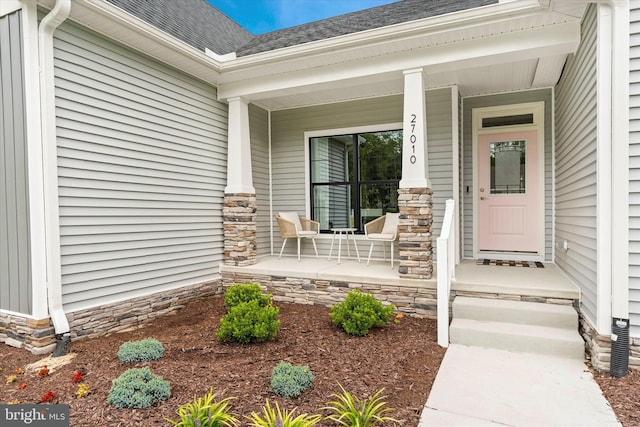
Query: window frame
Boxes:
[{"xmin": 304, "ymin": 123, "xmax": 403, "ymax": 233}]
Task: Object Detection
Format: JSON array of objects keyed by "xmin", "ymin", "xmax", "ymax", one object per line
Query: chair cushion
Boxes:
[
  {"xmin": 367, "ymin": 233, "xmax": 396, "ymax": 240},
  {"xmin": 278, "ymin": 211, "xmax": 302, "ymax": 231},
  {"xmin": 298, "ymin": 230, "xmax": 317, "ymax": 236},
  {"xmin": 381, "ymin": 213, "xmax": 400, "ymax": 235}
]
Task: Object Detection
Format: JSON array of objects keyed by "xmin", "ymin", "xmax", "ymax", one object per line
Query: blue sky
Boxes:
[{"xmin": 207, "ymin": 0, "xmax": 399, "ymax": 35}]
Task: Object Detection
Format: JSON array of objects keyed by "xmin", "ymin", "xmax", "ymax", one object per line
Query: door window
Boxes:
[{"xmin": 489, "ymin": 140, "xmax": 526, "ymax": 194}]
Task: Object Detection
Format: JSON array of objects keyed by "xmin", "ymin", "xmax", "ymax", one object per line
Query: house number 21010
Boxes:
[{"xmin": 409, "ymin": 113, "xmax": 417, "ymax": 164}]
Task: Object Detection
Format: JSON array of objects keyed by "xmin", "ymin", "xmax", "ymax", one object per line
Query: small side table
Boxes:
[{"xmin": 328, "ymin": 228, "xmax": 361, "ymax": 264}]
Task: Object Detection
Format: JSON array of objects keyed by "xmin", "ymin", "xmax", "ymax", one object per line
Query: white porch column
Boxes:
[
  {"xmin": 225, "ymin": 97, "xmax": 255, "ymax": 194},
  {"xmin": 400, "ymin": 68, "xmax": 430, "ymax": 189}
]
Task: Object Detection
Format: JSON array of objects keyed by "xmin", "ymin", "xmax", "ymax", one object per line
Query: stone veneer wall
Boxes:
[
  {"xmin": 0, "ymin": 315, "xmax": 56, "ymax": 355},
  {"xmin": 222, "ymin": 270, "xmax": 578, "ymax": 319},
  {"xmin": 580, "ymin": 315, "xmax": 640, "ymax": 372},
  {"xmin": 1, "ymin": 280, "xmax": 221, "ymax": 355},
  {"xmin": 398, "ymin": 188, "xmax": 433, "ymax": 279},
  {"xmin": 223, "ymin": 193, "xmax": 257, "ymax": 266}
]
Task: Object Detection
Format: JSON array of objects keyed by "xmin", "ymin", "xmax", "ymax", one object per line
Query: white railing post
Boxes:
[{"xmin": 437, "ymin": 199, "xmax": 456, "ymax": 347}]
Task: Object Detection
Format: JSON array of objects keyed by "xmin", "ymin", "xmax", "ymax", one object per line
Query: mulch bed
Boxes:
[
  {"xmin": 3, "ymin": 295, "xmax": 640, "ymax": 426},
  {"xmin": 0, "ymin": 296, "xmax": 446, "ymax": 426}
]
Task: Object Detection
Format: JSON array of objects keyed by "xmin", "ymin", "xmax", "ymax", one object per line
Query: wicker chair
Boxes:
[
  {"xmin": 276, "ymin": 212, "xmax": 319, "ymax": 261},
  {"xmin": 364, "ymin": 212, "xmax": 400, "ymax": 268}
]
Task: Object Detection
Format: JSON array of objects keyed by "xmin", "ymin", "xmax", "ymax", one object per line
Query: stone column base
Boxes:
[
  {"xmin": 223, "ymin": 193, "xmax": 257, "ymax": 266},
  {"xmin": 397, "ymin": 187, "xmax": 433, "ymax": 279}
]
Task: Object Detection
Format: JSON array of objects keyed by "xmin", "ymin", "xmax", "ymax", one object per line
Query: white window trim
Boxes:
[{"xmin": 303, "ymin": 122, "xmax": 403, "ymax": 221}]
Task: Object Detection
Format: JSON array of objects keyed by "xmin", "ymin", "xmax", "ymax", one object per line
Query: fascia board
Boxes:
[
  {"xmin": 220, "ymin": 0, "xmax": 545, "ymax": 73},
  {"xmin": 218, "ymin": 20, "xmax": 579, "ymax": 101},
  {"xmin": 41, "ymin": 0, "xmax": 224, "ymax": 85}
]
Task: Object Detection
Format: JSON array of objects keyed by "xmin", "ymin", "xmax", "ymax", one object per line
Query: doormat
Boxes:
[{"xmin": 476, "ymin": 259, "xmax": 544, "ymax": 268}]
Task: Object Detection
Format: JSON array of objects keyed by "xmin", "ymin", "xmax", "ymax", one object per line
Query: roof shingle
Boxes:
[
  {"xmin": 235, "ymin": 0, "xmax": 498, "ymax": 57},
  {"xmin": 107, "ymin": 0, "xmax": 253, "ymax": 54}
]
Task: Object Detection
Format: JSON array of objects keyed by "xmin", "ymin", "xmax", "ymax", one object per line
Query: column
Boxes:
[
  {"xmin": 398, "ymin": 69, "xmax": 433, "ymax": 279},
  {"xmin": 400, "ymin": 68, "xmax": 430, "ymax": 189},
  {"xmin": 224, "ymin": 97, "xmax": 257, "ymax": 266}
]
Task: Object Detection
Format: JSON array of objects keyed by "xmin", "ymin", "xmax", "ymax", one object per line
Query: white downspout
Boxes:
[{"xmin": 39, "ymin": 0, "xmax": 72, "ymax": 355}]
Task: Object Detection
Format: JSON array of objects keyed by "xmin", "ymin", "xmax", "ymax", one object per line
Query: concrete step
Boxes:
[
  {"xmin": 453, "ymin": 296, "xmax": 578, "ymax": 329},
  {"xmin": 449, "ymin": 318, "xmax": 585, "ymax": 359}
]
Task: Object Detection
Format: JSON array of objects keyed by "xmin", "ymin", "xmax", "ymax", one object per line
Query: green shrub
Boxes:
[
  {"xmin": 107, "ymin": 366, "xmax": 170, "ymax": 409},
  {"xmin": 224, "ymin": 283, "xmax": 271, "ymax": 309},
  {"xmin": 329, "ymin": 290, "xmax": 394, "ymax": 336},
  {"xmin": 165, "ymin": 388, "xmax": 239, "ymax": 427},
  {"xmin": 246, "ymin": 399, "xmax": 321, "ymax": 427},
  {"xmin": 216, "ymin": 299, "xmax": 280, "ymax": 344},
  {"xmin": 324, "ymin": 384, "xmax": 398, "ymax": 427},
  {"xmin": 271, "ymin": 362, "xmax": 314, "ymax": 398},
  {"xmin": 117, "ymin": 338, "xmax": 164, "ymax": 362}
]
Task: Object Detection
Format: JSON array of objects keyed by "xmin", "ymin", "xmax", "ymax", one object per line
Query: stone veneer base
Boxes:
[
  {"xmin": 580, "ymin": 314, "xmax": 640, "ymax": 372},
  {"xmin": 397, "ymin": 188, "xmax": 433, "ymax": 279},
  {"xmin": 7, "ymin": 271, "xmax": 637, "ymax": 374},
  {"xmin": 221, "ymin": 271, "xmax": 578, "ymax": 319},
  {"xmin": 223, "ymin": 193, "xmax": 257, "ymax": 267},
  {"xmin": 0, "ymin": 280, "xmax": 222, "ymax": 355}
]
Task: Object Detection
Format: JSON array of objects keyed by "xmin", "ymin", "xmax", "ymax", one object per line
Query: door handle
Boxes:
[{"xmin": 480, "ymin": 196, "xmax": 487, "ymax": 200}]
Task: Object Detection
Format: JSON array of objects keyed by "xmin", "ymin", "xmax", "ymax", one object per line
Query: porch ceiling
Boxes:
[{"xmin": 250, "ymin": 57, "xmax": 567, "ymax": 111}]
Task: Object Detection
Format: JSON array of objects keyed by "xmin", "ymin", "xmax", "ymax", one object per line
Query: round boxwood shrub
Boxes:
[
  {"xmin": 271, "ymin": 361, "xmax": 314, "ymax": 399},
  {"xmin": 117, "ymin": 338, "xmax": 164, "ymax": 362},
  {"xmin": 107, "ymin": 366, "xmax": 170, "ymax": 409},
  {"xmin": 224, "ymin": 283, "xmax": 271, "ymax": 309},
  {"xmin": 330, "ymin": 290, "xmax": 394, "ymax": 336},
  {"xmin": 216, "ymin": 299, "xmax": 280, "ymax": 344}
]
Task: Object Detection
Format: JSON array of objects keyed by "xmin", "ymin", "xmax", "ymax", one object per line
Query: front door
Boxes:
[{"xmin": 477, "ymin": 130, "xmax": 539, "ymax": 253}]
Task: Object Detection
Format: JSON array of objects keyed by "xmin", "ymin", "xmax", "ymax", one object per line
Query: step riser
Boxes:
[
  {"xmin": 452, "ymin": 297, "xmax": 578, "ymax": 329},
  {"xmin": 453, "ymin": 303, "xmax": 577, "ymax": 329},
  {"xmin": 450, "ymin": 297, "xmax": 584, "ymax": 360},
  {"xmin": 450, "ymin": 324, "xmax": 584, "ymax": 359}
]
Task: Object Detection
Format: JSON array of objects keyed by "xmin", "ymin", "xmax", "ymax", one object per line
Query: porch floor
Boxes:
[{"xmin": 220, "ymin": 256, "xmax": 580, "ymax": 300}]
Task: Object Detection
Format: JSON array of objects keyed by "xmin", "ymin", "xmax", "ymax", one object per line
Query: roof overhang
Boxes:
[
  {"xmin": 216, "ymin": 0, "xmax": 584, "ymax": 109},
  {"xmin": 38, "ymin": 0, "xmax": 224, "ymax": 85},
  {"xmin": 36, "ymin": 0, "xmax": 586, "ymax": 110}
]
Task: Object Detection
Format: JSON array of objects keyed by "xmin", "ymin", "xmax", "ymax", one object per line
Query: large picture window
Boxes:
[{"xmin": 310, "ymin": 130, "xmax": 402, "ymax": 233}]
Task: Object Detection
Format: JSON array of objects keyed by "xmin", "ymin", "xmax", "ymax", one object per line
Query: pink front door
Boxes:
[{"xmin": 478, "ymin": 130, "xmax": 539, "ymax": 253}]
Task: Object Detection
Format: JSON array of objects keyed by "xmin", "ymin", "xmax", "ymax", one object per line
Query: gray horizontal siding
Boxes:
[
  {"xmin": 0, "ymin": 10, "xmax": 31, "ymax": 314},
  {"xmin": 54, "ymin": 20, "xmax": 227, "ymax": 312},
  {"xmin": 630, "ymin": 4, "xmax": 640, "ymax": 335},
  {"xmin": 270, "ymin": 88, "xmax": 454, "ymax": 260},
  {"xmin": 462, "ymin": 89, "xmax": 553, "ymax": 261},
  {"xmin": 250, "ymin": 105, "xmax": 271, "ymax": 256},
  {"xmin": 554, "ymin": 4, "xmax": 597, "ymax": 326}
]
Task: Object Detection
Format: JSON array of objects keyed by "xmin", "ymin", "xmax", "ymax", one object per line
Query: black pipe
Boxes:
[
  {"xmin": 52, "ymin": 333, "xmax": 71, "ymax": 357},
  {"xmin": 610, "ymin": 317, "xmax": 629, "ymax": 378}
]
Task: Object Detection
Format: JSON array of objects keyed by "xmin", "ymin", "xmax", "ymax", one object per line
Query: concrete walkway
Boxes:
[{"xmin": 418, "ymin": 344, "xmax": 621, "ymax": 426}]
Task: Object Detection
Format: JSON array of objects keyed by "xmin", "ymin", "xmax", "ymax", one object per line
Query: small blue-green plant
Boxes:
[
  {"xmin": 246, "ymin": 399, "xmax": 321, "ymax": 427},
  {"xmin": 271, "ymin": 362, "xmax": 314, "ymax": 398},
  {"xmin": 165, "ymin": 388, "xmax": 239, "ymax": 427},
  {"xmin": 330, "ymin": 290, "xmax": 394, "ymax": 336},
  {"xmin": 117, "ymin": 338, "xmax": 164, "ymax": 362},
  {"xmin": 107, "ymin": 366, "xmax": 170, "ymax": 409},
  {"xmin": 224, "ymin": 283, "xmax": 271, "ymax": 309},
  {"xmin": 216, "ymin": 299, "xmax": 280, "ymax": 344}
]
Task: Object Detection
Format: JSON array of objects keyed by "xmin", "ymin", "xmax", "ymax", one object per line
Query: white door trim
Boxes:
[{"xmin": 472, "ymin": 102, "xmax": 545, "ymax": 261}]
